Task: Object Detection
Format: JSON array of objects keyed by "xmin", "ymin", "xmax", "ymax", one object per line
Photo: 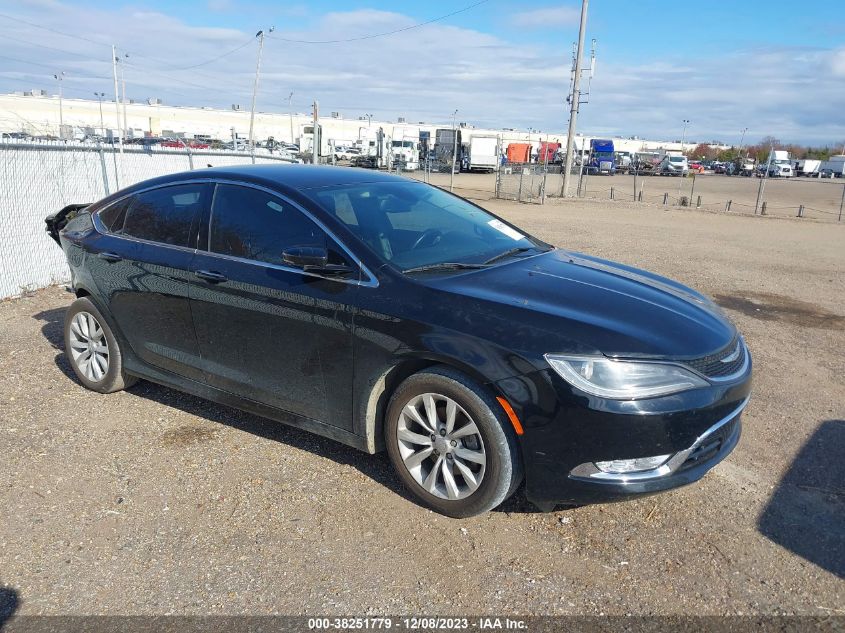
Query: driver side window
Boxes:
[{"xmin": 209, "ymin": 184, "xmax": 327, "ymax": 266}]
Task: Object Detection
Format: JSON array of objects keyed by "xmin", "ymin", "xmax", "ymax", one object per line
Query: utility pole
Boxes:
[
  {"xmin": 94, "ymin": 92, "xmax": 106, "ymax": 136},
  {"xmin": 450, "ymin": 109, "xmax": 459, "ymax": 192},
  {"xmin": 287, "ymin": 91, "xmax": 295, "ymax": 145},
  {"xmin": 248, "ymin": 27, "xmax": 273, "ymax": 150},
  {"xmin": 561, "ymin": 0, "xmax": 589, "ymax": 197},
  {"xmin": 111, "ymin": 45, "xmax": 123, "ymax": 153}
]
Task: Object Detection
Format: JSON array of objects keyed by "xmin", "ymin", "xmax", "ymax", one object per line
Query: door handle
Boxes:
[
  {"xmin": 194, "ymin": 269, "xmax": 228, "ymax": 283},
  {"xmin": 97, "ymin": 252, "xmax": 122, "ymax": 263}
]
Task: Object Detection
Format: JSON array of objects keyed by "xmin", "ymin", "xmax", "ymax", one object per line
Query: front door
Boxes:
[{"xmin": 188, "ymin": 183, "xmax": 358, "ymax": 429}]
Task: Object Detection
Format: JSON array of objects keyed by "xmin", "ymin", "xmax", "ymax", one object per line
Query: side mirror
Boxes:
[{"xmin": 282, "ymin": 246, "xmax": 353, "ymax": 277}]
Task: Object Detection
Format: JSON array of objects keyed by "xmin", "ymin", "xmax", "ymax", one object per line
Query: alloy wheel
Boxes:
[
  {"xmin": 396, "ymin": 392, "xmax": 486, "ymax": 500},
  {"xmin": 68, "ymin": 311, "xmax": 110, "ymax": 382}
]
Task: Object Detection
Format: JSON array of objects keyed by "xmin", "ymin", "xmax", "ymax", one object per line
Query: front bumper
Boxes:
[{"xmin": 495, "ymin": 366, "xmax": 751, "ymax": 507}]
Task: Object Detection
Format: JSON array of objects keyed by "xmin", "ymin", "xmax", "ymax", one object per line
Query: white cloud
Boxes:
[
  {"xmin": 512, "ymin": 6, "xmax": 580, "ymax": 28},
  {"xmin": 0, "ymin": 3, "xmax": 842, "ymax": 143}
]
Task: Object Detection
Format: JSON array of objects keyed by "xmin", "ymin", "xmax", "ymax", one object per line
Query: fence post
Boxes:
[
  {"xmin": 518, "ymin": 167, "xmax": 524, "ymax": 202},
  {"xmin": 541, "ymin": 169, "xmax": 547, "ymax": 204},
  {"xmin": 610, "ymin": 186, "xmax": 614, "ymax": 200},
  {"xmin": 696, "ymin": 195, "xmax": 701, "ymax": 208},
  {"xmin": 185, "ymin": 144, "xmax": 194, "ymax": 170},
  {"xmin": 689, "ymin": 173, "xmax": 696, "ymax": 204},
  {"xmin": 839, "ymin": 183, "xmax": 844, "ymax": 221},
  {"xmin": 797, "ymin": 204, "xmax": 804, "ymax": 218},
  {"xmin": 761, "ymin": 202, "xmax": 767, "ymax": 215},
  {"xmin": 638, "ymin": 190, "xmax": 643, "ymax": 202},
  {"xmin": 663, "ymin": 192, "xmax": 668, "ymax": 205},
  {"xmin": 97, "ymin": 145, "xmax": 110, "ymax": 196}
]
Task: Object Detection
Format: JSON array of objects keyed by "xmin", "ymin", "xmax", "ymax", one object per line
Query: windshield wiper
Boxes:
[
  {"xmin": 403, "ymin": 262, "xmax": 490, "ymax": 274},
  {"xmin": 482, "ymin": 247, "xmax": 533, "ymax": 265}
]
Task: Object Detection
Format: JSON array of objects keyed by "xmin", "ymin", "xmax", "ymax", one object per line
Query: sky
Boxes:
[{"xmin": 0, "ymin": 0, "xmax": 843, "ymax": 144}]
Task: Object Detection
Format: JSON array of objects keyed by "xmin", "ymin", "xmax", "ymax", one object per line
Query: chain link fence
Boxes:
[
  {"xmin": 0, "ymin": 141, "xmax": 297, "ymax": 299},
  {"xmin": 495, "ymin": 162, "xmax": 845, "ymax": 222}
]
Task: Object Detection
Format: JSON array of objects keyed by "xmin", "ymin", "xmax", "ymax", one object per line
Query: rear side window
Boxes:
[
  {"xmin": 209, "ymin": 184, "xmax": 326, "ymax": 266},
  {"xmin": 97, "ymin": 197, "xmax": 132, "ymax": 231},
  {"xmin": 117, "ymin": 184, "xmax": 208, "ymax": 246}
]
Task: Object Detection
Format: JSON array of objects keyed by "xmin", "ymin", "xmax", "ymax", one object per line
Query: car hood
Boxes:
[{"xmin": 430, "ymin": 249, "xmax": 736, "ymax": 360}]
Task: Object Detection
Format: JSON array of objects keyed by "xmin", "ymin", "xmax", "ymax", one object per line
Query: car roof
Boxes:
[{"xmin": 124, "ymin": 164, "xmax": 410, "ymax": 195}]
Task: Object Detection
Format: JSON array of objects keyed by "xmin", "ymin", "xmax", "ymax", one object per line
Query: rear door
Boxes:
[
  {"xmin": 89, "ymin": 182, "xmax": 210, "ymax": 381},
  {"xmin": 188, "ymin": 182, "xmax": 360, "ymax": 429}
]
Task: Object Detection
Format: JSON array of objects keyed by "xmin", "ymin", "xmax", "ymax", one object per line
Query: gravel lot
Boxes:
[
  {"xmin": 414, "ymin": 170, "xmax": 845, "ymax": 221},
  {"xmin": 1, "ymin": 199, "xmax": 843, "ymax": 616}
]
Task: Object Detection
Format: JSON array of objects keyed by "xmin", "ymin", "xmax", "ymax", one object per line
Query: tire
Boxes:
[
  {"xmin": 384, "ymin": 366, "xmax": 522, "ymax": 518},
  {"xmin": 64, "ymin": 297, "xmax": 138, "ymax": 394}
]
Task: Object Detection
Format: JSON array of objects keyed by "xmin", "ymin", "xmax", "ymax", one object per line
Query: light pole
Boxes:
[
  {"xmin": 287, "ymin": 91, "xmax": 295, "ymax": 145},
  {"xmin": 94, "ymin": 92, "xmax": 106, "ymax": 137},
  {"xmin": 678, "ymin": 119, "xmax": 690, "ymax": 202},
  {"xmin": 738, "ymin": 127, "xmax": 748, "ymax": 158},
  {"xmin": 365, "ymin": 113, "xmax": 373, "ymax": 127},
  {"xmin": 119, "ymin": 53, "xmax": 129, "ymax": 139},
  {"xmin": 449, "ymin": 109, "xmax": 459, "ymax": 192},
  {"xmin": 53, "ymin": 72, "xmax": 65, "ymax": 139},
  {"xmin": 248, "ymin": 27, "xmax": 274, "ymax": 150}
]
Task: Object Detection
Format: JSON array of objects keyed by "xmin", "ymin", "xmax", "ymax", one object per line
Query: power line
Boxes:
[
  {"xmin": 0, "ymin": 12, "xmax": 111, "ymax": 49},
  {"xmin": 268, "ymin": 0, "xmax": 490, "ymax": 44}
]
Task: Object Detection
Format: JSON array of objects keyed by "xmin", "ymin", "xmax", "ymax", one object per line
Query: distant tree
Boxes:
[
  {"xmin": 758, "ymin": 136, "xmax": 782, "ymax": 150},
  {"xmin": 687, "ymin": 143, "xmax": 716, "ymax": 160}
]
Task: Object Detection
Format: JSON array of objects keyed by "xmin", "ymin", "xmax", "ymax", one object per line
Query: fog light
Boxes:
[{"xmin": 594, "ymin": 454, "xmax": 671, "ymax": 474}]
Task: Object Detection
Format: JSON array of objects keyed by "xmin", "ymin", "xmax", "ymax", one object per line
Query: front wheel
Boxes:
[{"xmin": 384, "ymin": 367, "xmax": 522, "ymax": 517}]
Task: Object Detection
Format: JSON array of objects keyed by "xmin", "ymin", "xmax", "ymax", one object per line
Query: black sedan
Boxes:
[{"xmin": 46, "ymin": 165, "xmax": 751, "ymax": 517}]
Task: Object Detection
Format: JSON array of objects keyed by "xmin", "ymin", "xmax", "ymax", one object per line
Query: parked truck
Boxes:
[
  {"xmin": 537, "ymin": 141, "xmax": 561, "ymax": 165},
  {"xmin": 818, "ymin": 155, "xmax": 845, "ymax": 178},
  {"xmin": 587, "ymin": 139, "xmax": 616, "ymax": 175},
  {"xmin": 354, "ymin": 126, "xmax": 391, "ymax": 169},
  {"xmin": 391, "ymin": 127, "xmax": 420, "ymax": 171},
  {"xmin": 794, "ymin": 159, "xmax": 821, "ymax": 177},
  {"xmin": 466, "ymin": 134, "xmax": 499, "ymax": 172},
  {"xmin": 506, "ymin": 142, "xmax": 531, "ymax": 164},
  {"xmin": 766, "ymin": 150, "xmax": 793, "ymax": 177}
]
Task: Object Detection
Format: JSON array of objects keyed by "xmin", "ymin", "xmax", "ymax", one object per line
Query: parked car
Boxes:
[
  {"xmin": 45, "ymin": 165, "xmax": 751, "ymax": 517},
  {"xmin": 689, "ymin": 161, "xmax": 705, "ymax": 174},
  {"xmin": 818, "ymin": 168, "xmax": 835, "ymax": 179},
  {"xmin": 658, "ymin": 155, "xmax": 689, "ymax": 176}
]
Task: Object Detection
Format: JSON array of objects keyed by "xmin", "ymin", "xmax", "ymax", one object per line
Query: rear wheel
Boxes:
[
  {"xmin": 64, "ymin": 297, "xmax": 137, "ymax": 394},
  {"xmin": 385, "ymin": 367, "xmax": 522, "ymax": 518}
]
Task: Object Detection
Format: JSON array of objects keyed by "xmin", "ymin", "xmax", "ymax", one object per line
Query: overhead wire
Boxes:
[{"xmin": 267, "ymin": 0, "xmax": 491, "ymax": 44}]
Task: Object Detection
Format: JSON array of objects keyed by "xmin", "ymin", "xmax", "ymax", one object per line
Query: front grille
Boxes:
[
  {"xmin": 678, "ymin": 417, "xmax": 740, "ymax": 472},
  {"xmin": 684, "ymin": 338, "xmax": 747, "ymax": 379}
]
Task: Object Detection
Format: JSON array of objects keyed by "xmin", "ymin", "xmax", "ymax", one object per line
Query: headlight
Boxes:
[{"xmin": 544, "ymin": 354, "xmax": 709, "ymax": 399}]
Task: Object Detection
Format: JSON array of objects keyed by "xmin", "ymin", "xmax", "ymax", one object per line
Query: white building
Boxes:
[{"xmin": 0, "ymin": 91, "xmax": 720, "ymax": 155}]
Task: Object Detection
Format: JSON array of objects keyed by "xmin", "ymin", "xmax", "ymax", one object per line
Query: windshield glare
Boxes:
[{"xmin": 308, "ymin": 181, "xmax": 545, "ymax": 271}]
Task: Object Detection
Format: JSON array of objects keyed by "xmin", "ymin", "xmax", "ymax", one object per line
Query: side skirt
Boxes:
[{"xmin": 123, "ymin": 358, "xmax": 369, "ymax": 453}]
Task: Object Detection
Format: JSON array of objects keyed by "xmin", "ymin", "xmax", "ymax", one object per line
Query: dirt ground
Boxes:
[
  {"xmin": 413, "ymin": 170, "xmax": 845, "ymax": 222},
  {"xmin": 1, "ymin": 199, "xmax": 843, "ymax": 616}
]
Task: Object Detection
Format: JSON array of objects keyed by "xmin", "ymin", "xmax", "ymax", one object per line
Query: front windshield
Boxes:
[
  {"xmin": 670, "ymin": 156, "xmax": 685, "ymax": 163},
  {"xmin": 594, "ymin": 151, "xmax": 613, "ymax": 158},
  {"xmin": 308, "ymin": 180, "xmax": 548, "ymax": 272}
]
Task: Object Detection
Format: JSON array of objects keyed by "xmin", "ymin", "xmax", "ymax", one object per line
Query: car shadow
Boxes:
[
  {"xmin": 0, "ymin": 586, "xmax": 20, "ymax": 630},
  {"xmin": 34, "ymin": 306, "xmax": 544, "ymax": 515},
  {"xmin": 758, "ymin": 419, "xmax": 845, "ymax": 579}
]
